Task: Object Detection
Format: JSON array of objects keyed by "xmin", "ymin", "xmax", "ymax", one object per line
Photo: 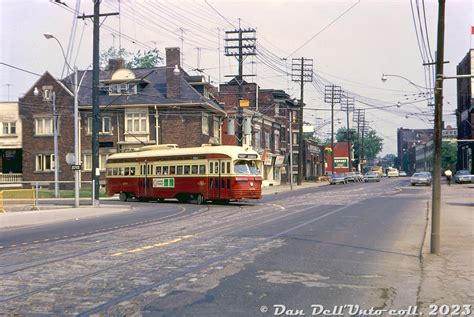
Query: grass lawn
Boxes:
[{"xmin": 38, "ymin": 188, "xmax": 108, "ymax": 198}]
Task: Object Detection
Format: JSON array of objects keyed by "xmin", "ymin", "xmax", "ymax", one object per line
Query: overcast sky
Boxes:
[{"xmin": 0, "ymin": 0, "xmax": 472, "ymax": 155}]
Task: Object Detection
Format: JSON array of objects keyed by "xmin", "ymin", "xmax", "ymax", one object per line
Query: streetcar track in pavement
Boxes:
[
  {"xmin": 0, "ymin": 185, "xmax": 383, "ymax": 307},
  {"xmin": 0, "ymin": 201, "xmax": 272, "ymax": 274},
  {"xmin": 0, "ymin": 181, "xmax": 402, "ymax": 307},
  {"xmin": 0, "ymin": 205, "xmax": 206, "ymax": 270},
  {"xmin": 0, "ymin": 200, "xmax": 333, "ymax": 304},
  {"xmin": 78, "ymin": 201, "xmax": 364, "ymax": 316}
]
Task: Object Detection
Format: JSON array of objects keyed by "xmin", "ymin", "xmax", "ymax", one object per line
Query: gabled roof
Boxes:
[{"xmin": 61, "ymin": 67, "xmax": 224, "ymax": 114}]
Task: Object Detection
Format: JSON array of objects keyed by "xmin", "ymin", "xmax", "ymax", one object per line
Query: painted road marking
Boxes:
[{"xmin": 111, "ymin": 235, "xmax": 194, "ymax": 257}]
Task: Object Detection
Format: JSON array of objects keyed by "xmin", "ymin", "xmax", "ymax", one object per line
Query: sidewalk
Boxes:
[
  {"xmin": 417, "ymin": 183, "xmax": 474, "ymax": 312},
  {"xmin": 0, "ymin": 204, "xmax": 132, "ymax": 229},
  {"xmin": 0, "ymin": 181, "xmax": 328, "ymax": 229}
]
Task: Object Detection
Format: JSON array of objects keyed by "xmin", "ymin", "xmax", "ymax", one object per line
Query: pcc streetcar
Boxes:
[{"xmin": 105, "ymin": 144, "xmax": 263, "ymax": 204}]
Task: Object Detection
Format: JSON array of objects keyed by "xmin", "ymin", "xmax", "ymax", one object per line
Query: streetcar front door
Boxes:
[{"xmin": 208, "ymin": 160, "xmax": 221, "ymax": 200}]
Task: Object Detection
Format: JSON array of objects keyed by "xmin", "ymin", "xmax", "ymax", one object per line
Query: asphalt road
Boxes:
[{"xmin": 0, "ymin": 178, "xmax": 432, "ymax": 316}]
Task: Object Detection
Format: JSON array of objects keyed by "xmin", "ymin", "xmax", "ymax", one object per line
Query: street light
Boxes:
[
  {"xmin": 381, "ymin": 73, "xmax": 429, "ymax": 92},
  {"xmin": 44, "ymin": 32, "xmax": 81, "ymax": 208}
]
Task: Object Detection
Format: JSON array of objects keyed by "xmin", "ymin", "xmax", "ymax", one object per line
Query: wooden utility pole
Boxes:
[
  {"xmin": 291, "ymin": 58, "xmax": 313, "ymax": 185},
  {"xmin": 324, "ymin": 85, "xmax": 341, "ymax": 175},
  {"xmin": 224, "ymin": 27, "xmax": 256, "ymax": 146},
  {"xmin": 431, "ymin": 0, "xmax": 446, "ymax": 254},
  {"xmin": 78, "ymin": 2, "xmax": 118, "ymax": 204}
]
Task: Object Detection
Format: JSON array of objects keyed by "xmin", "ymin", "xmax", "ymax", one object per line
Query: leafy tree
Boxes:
[
  {"xmin": 441, "ymin": 142, "xmax": 457, "ymax": 171},
  {"xmin": 100, "ymin": 47, "xmax": 162, "ymax": 69},
  {"xmin": 335, "ymin": 127, "xmax": 383, "ymax": 160}
]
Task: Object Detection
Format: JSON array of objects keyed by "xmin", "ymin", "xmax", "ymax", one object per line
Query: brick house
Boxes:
[
  {"xmin": 19, "ymin": 47, "xmax": 225, "ymax": 185},
  {"xmin": 0, "ymin": 102, "xmax": 23, "ymax": 182},
  {"xmin": 218, "ymin": 82, "xmax": 292, "ymax": 185},
  {"xmin": 19, "ymin": 72, "xmax": 76, "ymax": 184}
]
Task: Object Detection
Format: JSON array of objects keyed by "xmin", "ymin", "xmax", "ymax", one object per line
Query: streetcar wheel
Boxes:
[
  {"xmin": 196, "ymin": 194, "xmax": 204, "ymax": 205},
  {"xmin": 119, "ymin": 192, "xmax": 128, "ymax": 202},
  {"xmin": 157, "ymin": 198, "xmax": 165, "ymax": 203}
]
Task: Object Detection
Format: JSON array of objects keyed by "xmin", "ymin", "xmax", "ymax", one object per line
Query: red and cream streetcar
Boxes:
[{"xmin": 105, "ymin": 144, "xmax": 263, "ymax": 204}]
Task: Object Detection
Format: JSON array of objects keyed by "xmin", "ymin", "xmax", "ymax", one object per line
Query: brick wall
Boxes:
[{"xmin": 19, "ymin": 72, "xmax": 75, "ymax": 183}]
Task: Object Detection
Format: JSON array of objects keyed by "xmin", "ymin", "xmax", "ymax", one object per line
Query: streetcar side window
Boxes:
[
  {"xmin": 184, "ymin": 165, "xmax": 190, "ymax": 175},
  {"xmin": 209, "ymin": 162, "xmax": 213, "ymax": 174},
  {"xmin": 191, "ymin": 165, "xmax": 198, "ymax": 174},
  {"xmin": 221, "ymin": 162, "xmax": 225, "ymax": 174},
  {"xmin": 162, "ymin": 166, "xmax": 169, "ymax": 175},
  {"xmin": 130, "ymin": 167, "xmax": 135, "ymax": 176},
  {"xmin": 226, "ymin": 162, "xmax": 230, "ymax": 174},
  {"xmin": 156, "ymin": 166, "xmax": 162, "ymax": 175},
  {"xmin": 177, "ymin": 165, "xmax": 183, "ymax": 175},
  {"xmin": 170, "ymin": 166, "xmax": 176, "ymax": 175},
  {"xmin": 124, "ymin": 167, "xmax": 130, "ymax": 176},
  {"xmin": 199, "ymin": 165, "xmax": 206, "ymax": 174},
  {"xmin": 215, "ymin": 162, "xmax": 219, "ymax": 174},
  {"xmin": 113, "ymin": 168, "xmax": 119, "ymax": 176},
  {"xmin": 107, "ymin": 168, "xmax": 112, "ymax": 176},
  {"xmin": 119, "ymin": 168, "xmax": 124, "ymax": 176}
]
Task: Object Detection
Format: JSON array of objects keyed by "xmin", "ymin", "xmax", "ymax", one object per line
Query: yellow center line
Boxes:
[{"xmin": 111, "ymin": 235, "xmax": 194, "ymax": 257}]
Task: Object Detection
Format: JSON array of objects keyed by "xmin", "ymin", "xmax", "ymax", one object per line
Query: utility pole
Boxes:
[
  {"xmin": 291, "ymin": 58, "xmax": 313, "ymax": 185},
  {"xmin": 341, "ymin": 94, "xmax": 354, "ymax": 171},
  {"xmin": 353, "ymin": 109, "xmax": 365, "ymax": 171},
  {"xmin": 431, "ymin": 0, "xmax": 446, "ymax": 255},
  {"xmin": 224, "ymin": 26, "xmax": 256, "ymax": 146},
  {"xmin": 360, "ymin": 120, "xmax": 369, "ymax": 170},
  {"xmin": 289, "ymin": 109, "xmax": 294, "ymax": 190},
  {"xmin": 52, "ymin": 91, "xmax": 59, "ymax": 198},
  {"xmin": 78, "ymin": 3, "xmax": 118, "ymax": 205},
  {"xmin": 324, "ymin": 85, "xmax": 341, "ymax": 175}
]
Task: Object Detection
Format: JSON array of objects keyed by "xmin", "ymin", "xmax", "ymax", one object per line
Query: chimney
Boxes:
[
  {"xmin": 108, "ymin": 58, "xmax": 126, "ymax": 73},
  {"xmin": 166, "ymin": 47, "xmax": 181, "ymax": 99}
]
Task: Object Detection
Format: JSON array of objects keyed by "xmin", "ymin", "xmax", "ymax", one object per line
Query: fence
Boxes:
[
  {"xmin": 0, "ymin": 173, "xmax": 23, "ymax": 186},
  {"xmin": 0, "ymin": 189, "xmax": 36, "ymax": 212},
  {"xmin": 0, "ymin": 181, "xmax": 100, "ymax": 211}
]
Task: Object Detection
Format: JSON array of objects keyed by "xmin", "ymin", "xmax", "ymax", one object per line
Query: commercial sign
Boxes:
[
  {"xmin": 239, "ymin": 99, "xmax": 250, "ymax": 107},
  {"xmin": 334, "ymin": 157, "xmax": 349, "ymax": 168},
  {"xmin": 153, "ymin": 178, "xmax": 175, "ymax": 188},
  {"xmin": 274, "ymin": 155, "xmax": 285, "ymax": 166}
]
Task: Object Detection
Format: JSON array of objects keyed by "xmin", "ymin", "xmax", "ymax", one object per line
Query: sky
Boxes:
[{"xmin": 0, "ymin": 0, "xmax": 472, "ymax": 155}]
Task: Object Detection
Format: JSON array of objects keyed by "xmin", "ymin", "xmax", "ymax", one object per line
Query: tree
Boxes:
[
  {"xmin": 100, "ymin": 47, "xmax": 162, "ymax": 69},
  {"xmin": 441, "ymin": 142, "xmax": 457, "ymax": 171},
  {"xmin": 335, "ymin": 127, "xmax": 383, "ymax": 160}
]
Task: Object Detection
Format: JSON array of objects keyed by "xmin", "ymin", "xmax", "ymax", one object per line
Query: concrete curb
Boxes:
[
  {"xmin": 419, "ymin": 200, "xmax": 432, "ymax": 260},
  {"xmin": 0, "ymin": 204, "xmax": 132, "ymax": 229}
]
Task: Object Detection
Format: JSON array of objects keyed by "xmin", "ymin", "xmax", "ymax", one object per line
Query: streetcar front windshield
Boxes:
[{"xmin": 234, "ymin": 160, "xmax": 261, "ymax": 175}]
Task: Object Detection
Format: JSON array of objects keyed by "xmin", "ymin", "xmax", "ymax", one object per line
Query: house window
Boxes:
[
  {"xmin": 1, "ymin": 122, "xmax": 16, "ymax": 135},
  {"xmin": 254, "ymin": 127, "xmax": 261, "ymax": 150},
  {"xmin": 83, "ymin": 153, "xmax": 109, "ymax": 171},
  {"xmin": 108, "ymin": 83, "xmax": 137, "ymax": 95},
  {"xmin": 35, "ymin": 118, "xmax": 53, "ymax": 135},
  {"xmin": 213, "ymin": 117, "xmax": 220, "ymax": 137},
  {"xmin": 35, "ymin": 154, "xmax": 55, "ymax": 171},
  {"xmin": 87, "ymin": 116, "xmax": 112, "ymax": 134},
  {"xmin": 274, "ymin": 131, "xmax": 280, "ymax": 152},
  {"xmin": 202, "ymin": 114, "xmax": 209, "ymax": 135},
  {"xmin": 265, "ymin": 131, "xmax": 271, "ymax": 150},
  {"xmin": 125, "ymin": 111, "xmax": 148, "ymax": 133}
]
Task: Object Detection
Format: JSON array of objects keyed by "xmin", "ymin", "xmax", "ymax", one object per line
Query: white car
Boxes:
[{"xmin": 387, "ymin": 169, "xmax": 399, "ymax": 178}]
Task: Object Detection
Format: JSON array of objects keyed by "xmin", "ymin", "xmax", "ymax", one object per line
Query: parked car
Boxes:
[
  {"xmin": 387, "ymin": 168, "xmax": 399, "ymax": 178},
  {"xmin": 345, "ymin": 172, "xmax": 357, "ymax": 182},
  {"xmin": 330, "ymin": 173, "xmax": 347, "ymax": 185},
  {"xmin": 399, "ymin": 171, "xmax": 407, "ymax": 177},
  {"xmin": 354, "ymin": 171, "xmax": 364, "ymax": 182},
  {"xmin": 364, "ymin": 171, "xmax": 381, "ymax": 182},
  {"xmin": 410, "ymin": 172, "xmax": 432, "ymax": 186},
  {"xmin": 381, "ymin": 173, "xmax": 387, "ymax": 177},
  {"xmin": 454, "ymin": 170, "xmax": 473, "ymax": 184}
]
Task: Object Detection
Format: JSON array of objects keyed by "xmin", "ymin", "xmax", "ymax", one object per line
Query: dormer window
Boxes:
[{"xmin": 108, "ymin": 83, "xmax": 137, "ymax": 95}]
